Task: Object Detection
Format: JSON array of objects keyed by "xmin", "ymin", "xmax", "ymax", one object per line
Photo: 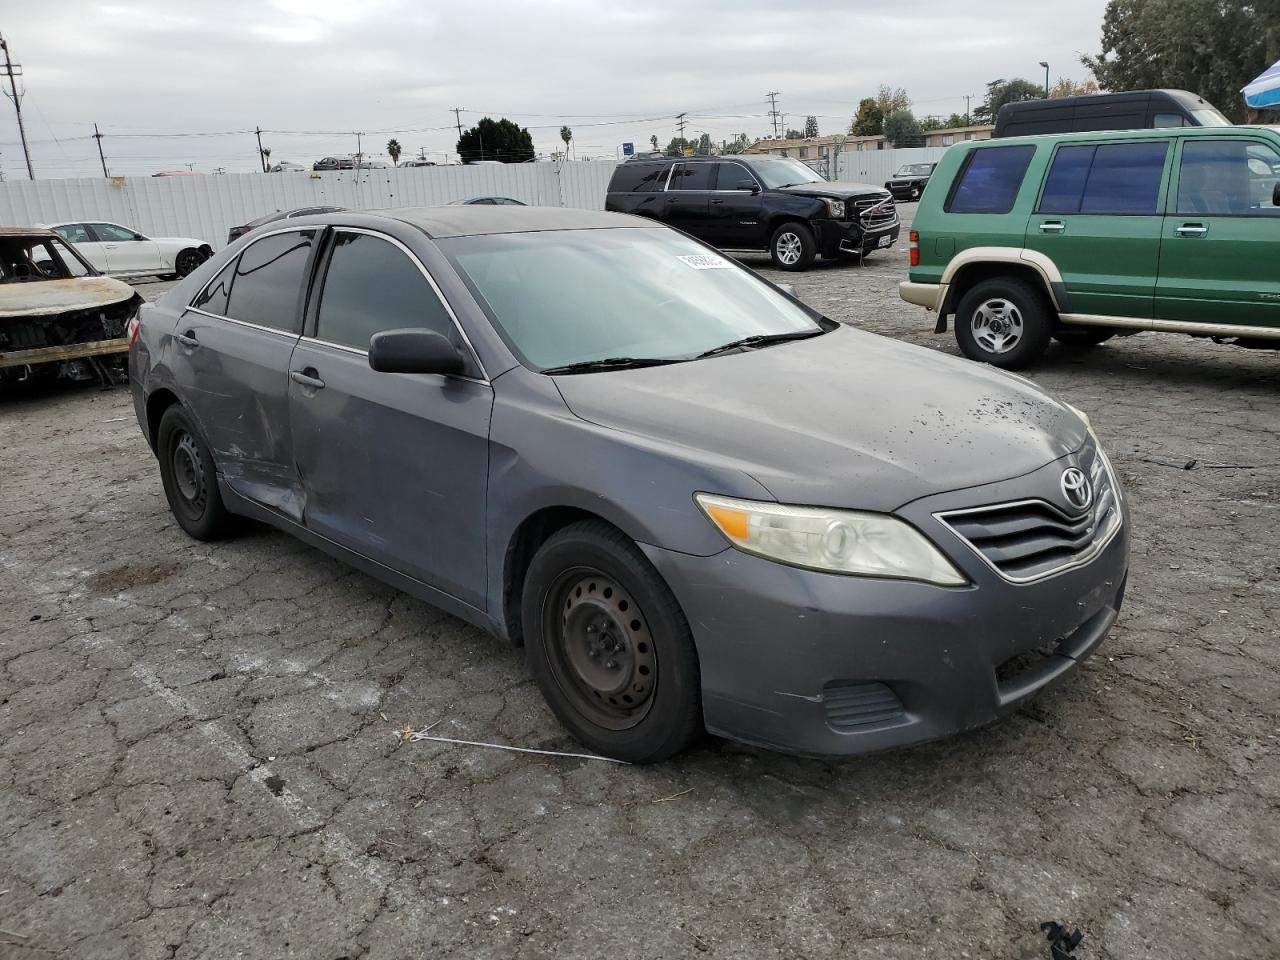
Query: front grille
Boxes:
[
  {"xmin": 937, "ymin": 447, "xmax": 1121, "ymax": 583},
  {"xmin": 823, "ymin": 681, "xmax": 905, "ymax": 731},
  {"xmin": 855, "ymin": 195, "xmax": 898, "ymax": 228}
]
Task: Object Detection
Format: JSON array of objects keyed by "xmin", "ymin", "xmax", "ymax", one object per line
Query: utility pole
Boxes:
[
  {"xmin": 451, "ymin": 107, "xmax": 464, "ymax": 141},
  {"xmin": 418, "ymin": 145, "xmax": 426, "ymax": 162},
  {"xmin": 354, "ymin": 131, "xmax": 364, "ymax": 168},
  {"xmin": 255, "ymin": 126, "xmax": 267, "ymax": 171},
  {"xmin": 766, "ymin": 91, "xmax": 781, "ymax": 139},
  {"xmin": 964, "ymin": 95, "xmax": 972, "ymax": 125},
  {"xmin": 675, "ymin": 112, "xmax": 687, "ymax": 144},
  {"xmin": 0, "ymin": 35, "xmax": 33, "ymax": 180},
  {"xmin": 93, "ymin": 123, "xmax": 108, "ymax": 177}
]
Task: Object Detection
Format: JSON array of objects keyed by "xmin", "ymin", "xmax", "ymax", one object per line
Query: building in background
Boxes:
[{"xmin": 746, "ymin": 124, "xmax": 994, "ymax": 158}]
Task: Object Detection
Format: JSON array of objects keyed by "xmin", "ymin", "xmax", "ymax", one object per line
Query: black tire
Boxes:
[
  {"xmin": 521, "ymin": 520, "xmax": 701, "ymax": 763},
  {"xmin": 1053, "ymin": 326, "xmax": 1115, "ymax": 348},
  {"xmin": 768, "ymin": 221, "xmax": 817, "ymax": 272},
  {"xmin": 156, "ymin": 405, "xmax": 237, "ymax": 541},
  {"xmin": 909, "ymin": 186, "xmax": 921, "ymax": 201},
  {"xmin": 175, "ymin": 248, "xmax": 205, "ymax": 278},
  {"xmin": 954, "ymin": 276, "xmax": 1053, "ymax": 370}
]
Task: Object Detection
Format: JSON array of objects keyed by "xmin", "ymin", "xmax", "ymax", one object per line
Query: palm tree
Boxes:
[
  {"xmin": 649, "ymin": 134, "xmax": 658, "ymax": 152},
  {"xmin": 559, "ymin": 125, "xmax": 572, "ymax": 161},
  {"xmin": 386, "ymin": 139, "xmax": 402, "ymax": 167}
]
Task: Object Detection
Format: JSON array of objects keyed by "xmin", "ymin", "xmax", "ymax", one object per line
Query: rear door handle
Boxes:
[
  {"xmin": 174, "ymin": 331, "xmax": 199, "ymax": 348},
  {"xmin": 1176, "ymin": 223, "xmax": 1209, "ymax": 236},
  {"xmin": 710, "ymin": 198, "xmax": 725, "ymax": 205},
  {"xmin": 290, "ymin": 369, "xmax": 325, "ymax": 390},
  {"xmin": 1038, "ymin": 221, "xmax": 1066, "ymax": 233}
]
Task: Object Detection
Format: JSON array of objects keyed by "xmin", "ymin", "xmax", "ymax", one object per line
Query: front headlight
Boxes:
[
  {"xmin": 822, "ymin": 198, "xmax": 846, "ymax": 219},
  {"xmin": 695, "ymin": 493, "xmax": 966, "ymax": 586}
]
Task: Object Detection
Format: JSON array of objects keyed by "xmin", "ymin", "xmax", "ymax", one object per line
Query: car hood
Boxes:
[
  {"xmin": 776, "ymin": 180, "xmax": 889, "ymax": 201},
  {"xmin": 553, "ymin": 327, "xmax": 1087, "ymax": 512},
  {"xmin": 0, "ymin": 276, "xmax": 136, "ymax": 318}
]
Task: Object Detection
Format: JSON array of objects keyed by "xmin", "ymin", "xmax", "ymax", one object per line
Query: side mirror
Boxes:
[
  {"xmin": 133, "ymin": 233, "xmax": 146, "ymax": 241},
  {"xmin": 369, "ymin": 328, "xmax": 466, "ymax": 376},
  {"xmin": 739, "ymin": 181, "xmax": 760, "ymax": 194},
  {"xmin": 1272, "ymin": 182, "xmax": 1280, "ymax": 207}
]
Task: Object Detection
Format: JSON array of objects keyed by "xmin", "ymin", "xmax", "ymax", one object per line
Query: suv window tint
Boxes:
[
  {"xmin": 1039, "ymin": 145, "xmax": 1096, "ymax": 213},
  {"xmin": 92, "ymin": 223, "xmax": 140, "ymax": 242},
  {"xmin": 1079, "ymin": 142, "xmax": 1168, "ymax": 214},
  {"xmin": 669, "ymin": 163, "xmax": 714, "ymax": 191},
  {"xmin": 945, "ymin": 146, "xmax": 1035, "ymax": 214},
  {"xmin": 713, "ymin": 162, "xmax": 756, "ymax": 190},
  {"xmin": 608, "ymin": 162, "xmax": 666, "ymax": 193},
  {"xmin": 1178, "ymin": 139, "xmax": 1280, "ymax": 216},
  {"xmin": 316, "ymin": 232, "xmax": 455, "ymax": 352},
  {"xmin": 224, "ymin": 230, "xmax": 315, "ymax": 332},
  {"xmin": 192, "ymin": 257, "xmax": 237, "ymax": 315}
]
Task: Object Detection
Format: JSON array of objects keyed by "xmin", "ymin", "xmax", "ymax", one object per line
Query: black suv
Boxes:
[
  {"xmin": 885, "ymin": 162, "xmax": 936, "ymax": 201},
  {"xmin": 605, "ymin": 155, "xmax": 898, "ymax": 271}
]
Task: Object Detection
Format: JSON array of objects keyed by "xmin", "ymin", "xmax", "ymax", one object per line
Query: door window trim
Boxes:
[
  {"xmin": 1033, "ymin": 138, "xmax": 1173, "ymax": 216},
  {"xmin": 1171, "ymin": 137, "xmax": 1280, "ymax": 219},
  {"xmin": 712, "ymin": 161, "xmax": 761, "ymax": 192},
  {"xmin": 306, "ymin": 226, "xmax": 489, "ymax": 384},
  {"xmin": 664, "ymin": 162, "xmax": 715, "ymax": 192}
]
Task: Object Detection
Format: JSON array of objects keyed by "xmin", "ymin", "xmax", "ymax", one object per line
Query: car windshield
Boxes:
[
  {"xmin": 747, "ymin": 157, "xmax": 827, "ymax": 188},
  {"xmin": 441, "ymin": 228, "xmax": 824, "ymax": 371},
  {"xmin": 895, "ymin": 163, "xmax": 934, "ymax": 176}
]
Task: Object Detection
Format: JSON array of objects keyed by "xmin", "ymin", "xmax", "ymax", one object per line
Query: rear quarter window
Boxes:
[
  {"xmin": 944, "ymin": 145, "xmax": 1036, "ymax": 214},
  {"xmin": 607, "ymin": 162, "xmax": 668, "ymax": 193}
]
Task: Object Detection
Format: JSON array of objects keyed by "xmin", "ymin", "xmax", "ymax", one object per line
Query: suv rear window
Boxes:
[
  {"xmin": 607, "ymin": 162, "xmax": 668, "ymax": 193},
  {"xmin": 945, "ymin": 146, "xmax": 1035, "ymax": 214},
  {"xmin": 1038, "ymin": 141, "xmax": 1168, "ymax": 215}
]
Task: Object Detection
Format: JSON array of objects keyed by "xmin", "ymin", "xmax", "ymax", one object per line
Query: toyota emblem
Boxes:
[{"xmin": 1060, "ymin": 468, "xmax": 1092, "ymax": 511}]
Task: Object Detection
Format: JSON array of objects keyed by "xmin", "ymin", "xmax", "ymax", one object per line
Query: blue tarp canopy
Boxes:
[{"xmin": 1243, "ymin": 58, "xmax": 1280, "ymax": 109}]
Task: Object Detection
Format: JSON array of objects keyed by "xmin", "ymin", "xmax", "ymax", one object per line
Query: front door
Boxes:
[
  {"xmin": 288, "ymin": 229, "xmax": 493, "ymax": 608},
  {"xmin": 89, "ymin": 222, "xmax": 165, "ymax": 275},
  {"xmin": 1155, "ymin": 137, "xmax": 1280, "ymax": 329},
  {"xmin": 51, "ymin": 224, "xmax": 106, "ymax": 272},
  {"xmin": 663, "ymin": 162, "xmax": 714, "ymax": 241},
  {"xmin": 1023, "ymin": 140, "xmax": 1171, "ymax": 318},
  {"xmin": 707, "ymin": 161, "xmax": 766, "ymax": 249},
  {"xmin": 174, "ymin": 229, "xmax": 316, "ymax": 519}
]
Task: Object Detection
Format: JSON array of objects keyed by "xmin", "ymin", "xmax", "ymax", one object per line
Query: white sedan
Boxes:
[{"xmin": 45, "ymin": 221, "xmax": 213, "ymax": 279}]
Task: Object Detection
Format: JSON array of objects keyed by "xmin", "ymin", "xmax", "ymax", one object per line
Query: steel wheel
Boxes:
[
  {"xmin": 170, "ymin": 430, "xmax": 207, "ymax": 518},
  {"xmin": 774, "ymin": 231, "xmax": 803, "ymax": 266},
  {"xmin": 544, "ymin": 568, "xmax": 657, "ymax": 731},
  {"xmin": 970, "ymin": 298, "xmax": 1024, "ymax": 355}
]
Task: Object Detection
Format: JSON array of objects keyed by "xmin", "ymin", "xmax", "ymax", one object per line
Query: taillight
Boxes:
[
  {"xmin": 127, "ymin": 312, "xmax": 141, "ymax": 347},
  {"xmin": 908, "ymin": 230, "xmax": 920, "ymax": 267}
]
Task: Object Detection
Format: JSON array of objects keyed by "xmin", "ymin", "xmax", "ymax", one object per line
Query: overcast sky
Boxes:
[{"xmin": 1, "ymin": 0, "xmax": 1110, "ymax": 178}]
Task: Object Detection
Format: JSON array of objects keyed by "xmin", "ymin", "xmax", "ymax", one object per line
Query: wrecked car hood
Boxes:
[{"xmin": 0, "ymin": 277, "xmax": 136, "ymax": 318}]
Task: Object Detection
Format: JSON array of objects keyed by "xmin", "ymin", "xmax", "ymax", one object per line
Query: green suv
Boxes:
[{"xmin": 900, "ymin": 126, "xmax": 1280, "ymax": 368}]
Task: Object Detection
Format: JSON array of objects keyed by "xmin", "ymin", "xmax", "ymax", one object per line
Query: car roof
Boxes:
[
  {"xmin": 0, "ymin": 226, "xmax": 58, "ymax": 237},
  {"xmin": 972, "ymin": 125, "xmax": 1277, "ymax": 148},
  {"xmin": 366, "ymin": 205, "xmax": 659, "ymax": 238}
]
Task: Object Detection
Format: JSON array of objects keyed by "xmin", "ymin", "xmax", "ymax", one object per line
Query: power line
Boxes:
[{"xmin": 0, "ymin": 34, "xmax": 33, "ymax": 179}]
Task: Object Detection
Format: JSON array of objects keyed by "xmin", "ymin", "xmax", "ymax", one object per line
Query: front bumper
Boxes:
[
  {"xmin": 813, "ymin": 218, "xmax": 899, "ymax": 258},
  {"xmin": 640, "ymin": 463, "xmax": 1130, "ymax": 757}
]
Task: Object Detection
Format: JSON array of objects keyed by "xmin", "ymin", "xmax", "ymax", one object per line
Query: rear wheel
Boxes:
[
  {"xmin": 521, "ymin": 521, "xmax": 701, "ymax": 763},
  {"xmin": 175, "ymin": 248, "xmax": 205, "ymax": 277},
  {"xmin": 156, "ymin": 405, "xmax": 236, "ymax": 541},
  {"xmin": 954, "ymin": 277, "xmax": 1053, "ymax": 370},
  {"xmin": 769, "ymin": 222, "xmax": 816, "ymax": 271},
  {"xmin": 1053, "ymin": 326, "xmax": 1115, "ymax": 348}
]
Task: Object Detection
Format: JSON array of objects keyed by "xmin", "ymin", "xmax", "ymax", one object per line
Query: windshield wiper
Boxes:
[
  {"xmin": 540, "ymin": 356, "xmax": 681, "ymax": 375},
  {"xmin": 695, "ymin": 328, "xmax": 824, "ymax": 360}
]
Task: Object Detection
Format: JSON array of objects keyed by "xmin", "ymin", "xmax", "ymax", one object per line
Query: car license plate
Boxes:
[{"xmin": 877, "ymin": 234, "xmax": 892, "ymax": 249}]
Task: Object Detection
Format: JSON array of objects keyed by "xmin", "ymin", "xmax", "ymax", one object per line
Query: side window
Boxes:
[
  {"xmin": 91, "ymin": 223, "xmax": 140, "ymax": 242},
  {"xmin": 192, "ymin": 257, "xmax": 237, "ymax": 315},
  {"xmin": 1153, "ymin": 113, "xmax": 1188, "ymax": 129},
  {"xmin": 55, "ymin": 224, "xmax": 92, "ymax": 244},
  {"xmin": 1178, "ymin": 140, "xmax": 1280, "ymax": 216},
  {"xmin": 1079, "ymin": 142, "xmax": 1167, "ymax": 214},
  {"xmin": 223, "ymin": 230, "xmax": 315, "ymax": 332},
  {"xmin": 669, "ymin": 163, "xmax": 714, "ymax": 191},
  {"xmin": 945, "ymin": 145, "xmax": 1036, "ymax": 214},
  {"xmin": 1038, "ymin": 145, "xmax": 1096, "ymax": 213},
  {"xmin": 713, "ymin": 163, "xmax": 756, "ymax": 190},
  {"xmin": 315, "ymin": 232, "xmax": 455, "ymax": 352}
]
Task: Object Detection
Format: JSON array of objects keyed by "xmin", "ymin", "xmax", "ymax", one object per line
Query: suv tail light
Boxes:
[{"xmin": 908, "ymin": 231, "xmax": 919, "ymax": 267}]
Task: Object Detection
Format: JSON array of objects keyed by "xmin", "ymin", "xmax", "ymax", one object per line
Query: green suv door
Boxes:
[
  {"xmin": 1156, "ymin": 136, "xmax": 1280, "ymax": 328},
  {"xmin": 1022, "ymin": 140, "xmax": 1172, "ymax": 318}
]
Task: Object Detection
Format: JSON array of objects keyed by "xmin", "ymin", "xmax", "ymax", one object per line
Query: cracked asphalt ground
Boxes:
[{"xmin": 2, "ymin": 209, "xmax": 1278, "ymax": 960}]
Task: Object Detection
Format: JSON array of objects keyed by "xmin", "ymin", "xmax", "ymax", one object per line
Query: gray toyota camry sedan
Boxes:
[{"xmin": 129, "ymin": 206, "xmax": 1128, "ymax": 763}]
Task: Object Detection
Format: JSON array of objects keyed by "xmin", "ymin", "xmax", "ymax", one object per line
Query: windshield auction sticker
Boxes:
[{"xmin": 676, "ymin": 254, "xmax": 734, "ymax": 270}]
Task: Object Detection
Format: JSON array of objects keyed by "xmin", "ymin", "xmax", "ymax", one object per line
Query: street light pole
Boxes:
[{"xmin": 1040, "ymin": 61, "xmax": 1050, "ymax": 99}]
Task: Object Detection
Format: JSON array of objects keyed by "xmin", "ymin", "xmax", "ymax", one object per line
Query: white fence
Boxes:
[
  {"xmin": 837, "ymin": 147, "xmax": 951, "ymax": 185},
  {"xmin": 0, "ymin": 161, "xmax": 619, "ymax": 251}
]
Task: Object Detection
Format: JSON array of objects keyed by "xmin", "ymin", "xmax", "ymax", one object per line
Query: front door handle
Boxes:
[
  {"xmin": 1038, "ymin": 221, "xmax": 1066, "ymax": 233},
  {"xmin": 1176, "ymin": 223, "xmax": 1209, "ymax": 237},
  {"xmin": 174, "ymin": 331, "xmax": 199, "ymax": 348},
  {"xmin": 290, "ymin": 369, "xmax": 325, "ymax": 390},
  {"xmin": 710, "ymin": 198, "xmax": 725, "ymax": 205}
]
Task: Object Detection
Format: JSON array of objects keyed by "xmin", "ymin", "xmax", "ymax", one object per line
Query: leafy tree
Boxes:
[
  {"xmin": 1049, "ymin": 78, "xmax": 1100, "ymax": 99},
  {"xmin": 560, "ymin": 126, "xmax": 573, "ymax": 160},
  {"xmin": 696, "ymin": 132, "xmax": 712, "ymax": 154},
  {"xmin": 973, "ymin": 78, "xmax": 1044, "ymax": 123},
  {"xmin": 784, "ymin": 128, "xmax": 804, "ymax": 139},
  {"xmin": 386, "ymin": 139, "xmax": 401, "ymax": 166},
  {"xmin": 1083, "ymin": 0, "xmax": 1278, "ymax": 123},
  {"xmin": 665, "ymin": 136, "xmax": 691, "ymax": 157},
  {"xmin": 260, "ymin": 146, "xmax": 271, "ymax": 172},
  {"xmin": 803, "ymin": 115, "xmax": 819, "ymax": 138},
  {"xmin": 850, "ymin": 98, "xmax": 884, "ymax": 136},
  {"xmin": 649, "ymin": 134, "xmax": 659, "ymax": 151},
  {"xmin": 875, "ymin": 85, "xmax": 912, "ymax": 119},
  {"xmin": 456, "ymin": 117, "xmax": 535, "ymax": 163},
  {"xmin": 884, "ymin": 109, "xmax": 925, "ymax": 147},
  {"xmin": 722, "ymin": 133, "xmax": 751, "ymax": 155}
]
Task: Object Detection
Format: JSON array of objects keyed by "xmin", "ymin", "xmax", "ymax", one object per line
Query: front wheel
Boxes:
[
  {"xmin": 521, "ymin": 521, "xmax": 701, "ymax": 763},
  {"xmin": 954, "ymin": 277, "xmax": 1053, "ymax": 370},
  {"xmin": 769, "ymin": 222, "xmax": 816, "ymax": 271}
]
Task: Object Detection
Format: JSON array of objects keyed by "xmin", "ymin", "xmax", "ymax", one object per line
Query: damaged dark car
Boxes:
[{"xmin": 0, "ymin": 227, "xmax": 142, "ymax": 387}]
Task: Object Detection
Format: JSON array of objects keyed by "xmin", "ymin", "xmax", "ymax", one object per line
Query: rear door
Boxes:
[
  {"xmin": 706, "ymin": 161, "xmax": 765, "ymax": 249},
  {"xmin": 1155, "ymin": 137, "xmax": 1280, "ymax": 329},
  {"xmin": 175, "ymin": 228, "xmax": 317, "ymax": 518},
  {"xmin": 89, "ymin": 222, "xmax": 165, "ymax": 275},
  {"xmin": 52, "ymin": 223, "xmax": 108, "ymax": 272},
  {"xmin": 663, "ymin": 162, "xmax": 715, "ymax": 240},
  {"xmin": 287, "ymin": 229, "xmax": 493, "ymax": 606},
  {"xmin": 1023, "ymin": 139, "xmax": 1171, "ymax": 318}
]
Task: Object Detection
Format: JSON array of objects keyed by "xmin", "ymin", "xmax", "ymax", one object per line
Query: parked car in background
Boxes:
[
  {"xmin": 402, "ymin": 160, "xmax": 437, "ymax": 167},
  {"xmin": 269, "ymin": 161, "xmax": 308, "ymax": 173},
  {"xmin": 449, "ymin": 196, "xmax": 527, "ymax": 205},
  {"xmin": 901, "ymin": 126, "xmax": 1280, "ymax": 369},
  {"xmin": 0, "ymin": 227, "xmax": 141, "ymax": 386},
  {"xmin": 994, "ymin": 89, "xmax": 1229, "ymax": 138},
  {"xmin": 885, "ymin": 162, "xmax": 936, "ymax": 201},
  {"xmin": 47, "ymin": 221, "xmax": 213, "ymax": 279},
  {"xmin": 606, "ymin": 155, "xmax": 898, "ymax": 270},
  {"xmin": 313, "ymin": 157, "xmax": 355, "ymax": 171},
  {"xmin": 227, "ymin": 206, "xmax": 347, "ymax": 244},
  {"xmin": 130, "ymin": 206, "xmax": 1126, "ymax": 762}
]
